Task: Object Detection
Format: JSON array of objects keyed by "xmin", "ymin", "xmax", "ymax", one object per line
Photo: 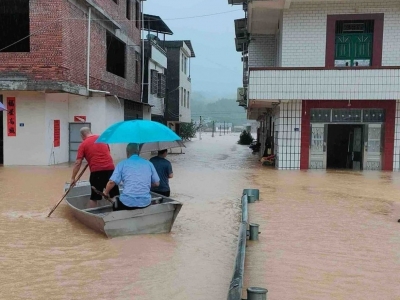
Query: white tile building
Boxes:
[{"xmin": 230, "ymin": 0, "xmax": 400, "ymax": 171}]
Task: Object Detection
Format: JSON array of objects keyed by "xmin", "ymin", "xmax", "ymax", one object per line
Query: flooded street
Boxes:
[
  {"xmin": 0, "ymin": 133, "xmax": 254, "ymax": 300},
  {"xmin": 2, "ymin": 133, "xmax": 400, "ymax": 299},
  {"xmin": 245, "ymin": 170, "xmax": 400, "ymax": 299}
]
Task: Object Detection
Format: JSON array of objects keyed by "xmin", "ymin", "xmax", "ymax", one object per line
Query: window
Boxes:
[
  {"xmin": 184, "ymin": 89, "xmax": 186, "ymax": 107},
  {"xmin": 135, "ymin": 52, "xmax": 140, "ymax": 83},
  {"xmin": 126, "ymin": 0, "xmax": 131, "ymax": 20},
  {"xmin": 180, "ymin": 87, "xmax": 183, "ymax": 106},
  {"xmin": 335, "ymin": 20, "xmax": 374, "ymax": 67},
  {"xmin": 184, "ymin": 57, "xmax": 188, "ymax": 75},
  {"xmin": 150, "ymin": 70, "xmax": 158, "ymax": 94},
  {"xmin": 135, "ymin": 1, "xmax": 140, "ymax": 29},
  {"xmin": 187, "ymin": 91, "xmax": 190, "ymax": 108},
  {"xmin": 106, "ymin": 32, "xmax": 126, "ymax": 78},
  {"xmin": 181, "ymin": 54, "xmax": 184, "ymax": 72},
  {"xmin": 0, "ymin": 0, "xmax": 30, "ymax": 52},
  {"xmin": 157, "ymin": 73, "xmax": 166, "ymax": 98}
]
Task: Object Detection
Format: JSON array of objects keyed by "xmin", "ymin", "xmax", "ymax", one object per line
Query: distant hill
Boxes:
[{"xmin": 191, "ymin": 91, "xmax": 248, "ymax": 126}]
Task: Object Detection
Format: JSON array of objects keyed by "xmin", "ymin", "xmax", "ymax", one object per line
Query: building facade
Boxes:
[
  {"xmin": 0, "ymin": 0, "xmax": 147, "ymax": 165},
  {"xmin": 164, "ymin": 40, "xmax": 195, "ymax": 134},
  {"xmin": 142, "ymin": 14, "xmax": 173, "ymax": 124},
  {"xmin": 230, "ymin": 0, "xmax": 400, "ymax": 171}
]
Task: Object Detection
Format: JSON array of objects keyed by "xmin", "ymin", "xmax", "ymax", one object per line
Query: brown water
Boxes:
[
  {"xmin": 244, "ymin": 169, "xmax": 400, "ymax": 299},
  {"xmin": 3, "ymin": 133, "xmax": 400, "ymax": 300},
  {"xmin": 0, "ymin": 133, "xmax": 254, "ymax": 300}
]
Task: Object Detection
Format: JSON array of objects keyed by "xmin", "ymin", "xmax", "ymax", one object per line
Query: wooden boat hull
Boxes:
[{"xmin": 64, "ymin": 181, "xmax": 182, "ymax": 238}]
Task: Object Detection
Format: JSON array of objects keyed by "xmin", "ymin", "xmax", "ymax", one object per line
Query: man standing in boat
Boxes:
[
  {"xmin": 150, "ymin": 149, "xmax": 173, "ymax": 197},
  {"xmin": 70, "ymin": 127, "xmax": 119, "ymax": 208},
  {"xmin": 103, "ymin": 143, "xmax": 160, "ymax": 211}
]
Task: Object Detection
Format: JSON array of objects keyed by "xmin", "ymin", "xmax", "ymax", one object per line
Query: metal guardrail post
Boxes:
[
  {"xmin": 248, "ymin": 223, "xmax": 260, "ymax": 241},
  {"xmin": 243, "ymin": 189, "xmax": 259, "ymax": 201},
  {"xmin": 247, "ymin": 287, "xmax": 268, "ymax": 300}
]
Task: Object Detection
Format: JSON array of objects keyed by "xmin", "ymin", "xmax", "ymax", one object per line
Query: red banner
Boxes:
[
  {"xmin": 54, "ymin": 120, "xmax": 60, "ymax": 147},
  {"xmin": 7, "ymin": 97, "xmax": 16, "ymax": 137}
]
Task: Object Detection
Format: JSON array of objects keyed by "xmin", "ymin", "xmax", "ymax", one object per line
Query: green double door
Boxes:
[{"xmin": 335, "ymin": 33, "xmax": 373, "ymax": 66}]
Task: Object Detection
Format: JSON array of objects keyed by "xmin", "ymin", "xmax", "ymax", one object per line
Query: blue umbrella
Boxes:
[
  {"xmin": 0, "ymin": 102, "xmax": 7, "ymax": 111},
  {"xmin": 96, "ymin": 120, "xmax": 182, "ymax": 144}
]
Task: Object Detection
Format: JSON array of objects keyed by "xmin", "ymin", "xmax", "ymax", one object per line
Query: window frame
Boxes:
[{"xmin": 325, "ymin": 14, "xmax": 384, "ymax": 68}]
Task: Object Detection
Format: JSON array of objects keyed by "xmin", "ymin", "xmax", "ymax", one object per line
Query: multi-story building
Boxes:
[
  {"xmin": 142, "ymin": 14, "xmax": 173, "ymax": 124},
  {"xmin": 0, "ymin": 0, "xmax": 148, "ymax": 165},
  {"xmin": 229, "ymin": 0, "xmax": 400, "ymax": 171},
  {"xmin": 164, "ymin": 40, "xmax": 195, "ymax": 134}
]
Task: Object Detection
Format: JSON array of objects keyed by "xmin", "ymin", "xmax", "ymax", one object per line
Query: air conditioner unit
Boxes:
[{"xmin": 237, "ymin": 87, "xmax": 246, "ymax": 102}]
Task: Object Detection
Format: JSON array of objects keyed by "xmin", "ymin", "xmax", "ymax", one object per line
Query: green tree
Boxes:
[
  {"xmin": 180, "ymin": 121, "xmax": 197, "ymax": 141},
  {"xmin": 238, "ymin": 130, "xmax": 254, "ymax": 145}
]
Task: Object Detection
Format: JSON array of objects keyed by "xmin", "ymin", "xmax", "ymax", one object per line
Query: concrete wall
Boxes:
[
  {"xmin": 2, "ymin": 92, "xmax": 47, "ymax": 165},
  {"xmin": 179, "ymin": 48, "xmax": 192, "ymax": 123},
  {"xmin": 281, "ymin": 0, "xmax": 400, "ymax": 67},
  {"xmin": 2, "ymin": 92, "xmax": 125, "ymax": 165}
]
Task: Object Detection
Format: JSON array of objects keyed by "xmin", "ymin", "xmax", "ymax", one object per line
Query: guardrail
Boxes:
[{"xmin": 227, "ymin": 189, "xmax": 268, "ymax": 300}]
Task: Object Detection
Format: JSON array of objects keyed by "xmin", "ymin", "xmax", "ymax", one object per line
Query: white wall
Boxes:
[
  {"xmin": 148, "ymin": 60, "xmax": 165, "ymax": 116},
  {"xmin": 248, "ymin": 34, "xmax": 276, "ymax": 67},
  {"xmin": 281, "ymin": 0, "xmax": 400, "ymax": 67},
  {"xmin": 274, "ymin": 100, "xmax": 302, "ymax": 170},
  {"xmin": 179, "ymin": 48, "xmax": 192, "ymax": 123},
  {"xmin": 3, "ymin": 92, "xmax": 47, "ymax": 165},
  {"xmin": 45, "ymin": 94, "xmax": 69, "ymax": 165},
  {"xmin": 2, "ymin": 92, "xmax": 126, "ymax": 165}
]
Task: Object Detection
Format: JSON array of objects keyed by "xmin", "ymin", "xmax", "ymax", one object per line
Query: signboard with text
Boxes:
[
  {"xmin": 54, "ymin": 120, "xmax": 60, "ymax": 147},
  {"xmin": 7, "ymin": 97, "xmax": 16, "ymax": 137}
]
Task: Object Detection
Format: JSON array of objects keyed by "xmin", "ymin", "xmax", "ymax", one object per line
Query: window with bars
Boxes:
[
  {"xmin": 126, "ymin": 0, "xmax": 131, "ymax": 20},
  {"xmin": 150, "ymin": 70, "xmax": 158, "ymax": 94},
  {"xmin": 157, "ymin": 73, "xmax": 166, "ymax": 98}
]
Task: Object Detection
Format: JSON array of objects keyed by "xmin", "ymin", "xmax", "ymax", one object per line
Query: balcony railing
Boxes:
[{"xmin": 248, "ymin": 67, "xmax": 400, "ymax": 100}]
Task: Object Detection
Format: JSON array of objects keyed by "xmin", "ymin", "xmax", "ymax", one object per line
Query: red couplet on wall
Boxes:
[
  {"xmin": 7, "ymin": 97, "xmax": 16, "ymax": 137},
  {"xmin": 54, "ymin": 120, "xmax": 60, "ymax": 147}
]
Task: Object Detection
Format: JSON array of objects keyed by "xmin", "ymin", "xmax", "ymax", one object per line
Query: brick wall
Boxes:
[
  {"xmin": 248, "ymin": 34, "xmax": 276, "ymax": 67},
  {"xmin": 281, "ymin": 0, "xmax": 400, "ymax": 67},
  {"xmin": 0, "ymin": 0, "xmax": 141, "ymax": 101}
]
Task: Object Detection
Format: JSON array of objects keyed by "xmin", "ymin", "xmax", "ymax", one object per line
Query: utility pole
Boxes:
[
  {"xmin": 199, "ymin": 116, "xmax": 202, "ymax": 140},
  {"xmin": 164, "ymin": 88, "xmax": 169, "ymax": 126},
  {"xmin": 212, "ymin": 120, "xmax": 215, "ymax": 137},
  {"xmin": 219, "ymin": 124, "xmax": 222, "ymax": 136},
  {"xmin": 224, "ymin": 121, "xmax": 225, "ymax": 135}
]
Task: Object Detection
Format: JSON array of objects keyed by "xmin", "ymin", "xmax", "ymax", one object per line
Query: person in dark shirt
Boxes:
[{"xmin": 149, "ymin": 149, "xmax": 173, "ymax": 197}]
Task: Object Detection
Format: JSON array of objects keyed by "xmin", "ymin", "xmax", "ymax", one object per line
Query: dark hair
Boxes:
[{"xmin": 158, "ymin": 149, "xmax": 168, "ymax": 155}]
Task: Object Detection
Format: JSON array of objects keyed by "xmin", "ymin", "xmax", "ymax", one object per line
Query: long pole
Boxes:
[
  {"xmin": 212, "ymin": 120, "xmax": 214, "ymax": 137},
  {"xmin": 199, "ymin": 116, "xmax": 202, "ymax": 140},
  {"xmin": 47, "ymin": 164, "xmax": 89, "ymax": 217},
  {"xmin": 140, "ymin": 0, "xmax": 145, "ymax": 102},
  {"xmin": 220, "ymin": 125, "xmax": 222, "ymax": 136},
  {"xmin": 224, "ymin": 121, "xmax": 226, "ymax": 135}
]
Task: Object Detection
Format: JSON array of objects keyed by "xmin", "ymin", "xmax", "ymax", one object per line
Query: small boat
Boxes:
[{"xmin": 64, "ymin": 181, "xmax": 182, "ymax": 238}]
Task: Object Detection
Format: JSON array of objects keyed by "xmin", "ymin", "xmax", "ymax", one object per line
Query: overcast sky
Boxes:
[{"xmin": 143, "ymin": 0, "xmax": 244, "ymax": 99}]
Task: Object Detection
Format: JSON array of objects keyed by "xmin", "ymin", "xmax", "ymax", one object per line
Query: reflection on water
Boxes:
[
  {"xmin": 244, "ymin": 169, "xmax": 400, "ymax": 300},
  {"xmin": 0, "ymin": 133, "xmax": 254, "ymax": 300}
]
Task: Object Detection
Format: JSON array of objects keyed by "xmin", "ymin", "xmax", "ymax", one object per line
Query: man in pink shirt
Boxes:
[{"xmin": 70, "ymin": 127, "xmax": 119, "ymax": 208}]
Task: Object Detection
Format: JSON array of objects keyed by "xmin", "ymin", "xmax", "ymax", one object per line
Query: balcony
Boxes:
[{"xmin": 248, "ymin": 67, "xmax": 400, "ymax": 101}]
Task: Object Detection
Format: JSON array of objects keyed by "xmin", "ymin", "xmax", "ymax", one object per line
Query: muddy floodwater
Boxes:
[
  {"xmin": 245, "ymin": 169, "xmax": 400, "ymax": 299},
  {"xmin": 2, "ymin": 133, "xmax": 400, "ymax": 299},
  {"xmin": 0, "ymin": 133, "xmax": 253, "ymax": 300}
]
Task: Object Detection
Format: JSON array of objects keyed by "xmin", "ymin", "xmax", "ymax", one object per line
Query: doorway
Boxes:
[
  {"xmin": 69, "ymin": 122, "xmax": 91, "ymax": 162},
  {"xmin": 327, "ymin": 124, "xmax": 363, "ymax": 170},
  {"xmin": 0, "ymin": 95, "xmax": 3, "ymax": 165}
]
